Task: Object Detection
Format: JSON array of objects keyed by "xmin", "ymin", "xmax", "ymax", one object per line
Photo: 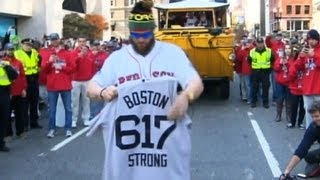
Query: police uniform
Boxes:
[
  {"xmin": 248, "ymin": 37, "xmax": 274, "ymax": 108},
  {"xmin": 0, "ymin": 58, "xmax": 18, "ymax": 152},
  {"xmin": 14, "ymin": 38, "xmax": 42, "ymax": 129}
]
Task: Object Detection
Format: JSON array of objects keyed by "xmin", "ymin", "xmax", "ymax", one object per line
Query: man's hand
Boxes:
[
  {"xmin": 100, "ymin": 85, "xmax": 118, "ymax": 102},
  {"xmin": 167, "ymin": 92, "xmax": 189, "ymax": 120},
  {"xmin": 21, "ymin": 89, "xmax": 27, "ymax": 98},
  {"xmin": 308, "ymin": 48, "xmax": 315, "ymax": 57},
  {"xmin": 49, "ymin": 55, "xmax": 56, "ymax": 63}
]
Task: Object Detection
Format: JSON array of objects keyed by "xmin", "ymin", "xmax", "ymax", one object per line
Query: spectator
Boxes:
[
  {"xmin": 236, "ymin": 35, "xmax": 253, "ymax": 103},
  {"xmin": 237, "ymin": 36, "xmax": 254, "ymax": 104},
  {"xmin": 41, "ymin": 33, "xmax": 74, "ymax": 138},
  {"xmin": 185, "ymin": 13, "xmax": 198, "ymax": 27},
  {"xmin": 0, "ymin": 45, "xmax": 18, "ymax": 152},
  {"xmin": 248, "ymin": 37, "xmax": 275, "ymax": 108},
  {"xmin": 159, "ymin": 14, "xmax": 166, "ymax": 29},
  {"xmin": 295, "ymin": 29, "xmax": 320, "ymax": 128},
  {"xmin": 14, "ymin": 38, "xmax": 42, "ymax": 130},
  {"xmin": 273, "ymin": 43, "xmax": 291, "ymax": 122},
  {"xmin": 3, "ymin": 43, "xmax": 27, "ymax": 139},
  {"xmin": 90, "ymin": 40, "xmax": 109, "ymax": 118},
  {"xmin": 71, "ymin": 37, "xmax": 94, "ymax": 128},
  {"xmin": 287, "ymin": 43, "xmax": 305, "ymax": 129},
  {"xmin": 196, "ymin": 13, "xmax": 211, "ymax": 27},
  {"xmin": 271, "ymin": 32, "xmax": 286, "ymax": 104}
]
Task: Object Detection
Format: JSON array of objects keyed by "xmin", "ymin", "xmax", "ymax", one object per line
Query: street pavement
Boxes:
[{"xmin": 0, "ymin": 76, "xmax": 316, "ymax": 180}]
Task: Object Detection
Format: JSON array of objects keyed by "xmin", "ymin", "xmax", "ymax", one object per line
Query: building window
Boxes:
[
  {"xmin": 286, "ymin": 21, "xmax": 290, "ymax": 31},
  {"xmin": 111, "ymin": 0, "xmax": 116, "ymax": 6},
  {"xmin": 286, "ymin": 5, "xmax": 292, "ymax": 14},
  {"xmin": 304, "ymin": 21, "xmax": 310, "ymax": 29},
  {"xmin": 295, "ymin": 21, "xmax": 301, "ymax": 30},
  {"xmin": 111, "ymin": 12, "xmax": 114, "ymax": 18},
  {"xmin": 295, "ymin": 5, "xmax": 301, "ymax": 14},
  {"xmin": 304, "ymin": 5, "xmax": 310, "ymax": 14},
  {"xmin": 129, "ymin": 0, "xmax": 138, "ymax": 6}
]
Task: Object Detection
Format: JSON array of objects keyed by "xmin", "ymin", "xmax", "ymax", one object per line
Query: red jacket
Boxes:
[
  {"xmin": 71, "ymin": 47, "xmax": 95, "ymax": 81},
  {"xmin": 3, "ymin": 57, "xmax": 27, "ymax": 96},
  {"xmin": 271, "ymin": 40, "xmax": 286, "ymax": 59},
  {"xmin": 92, "ymin": 51, "xmax": 109, "ymax": 73},
  {"xmin": 237, "ymin": 45, "xmax": 253, "ymax": 75},
  {"xmin": 295, "ymin": 43, "xmax": 320, "ymax": 95},
  {"xmin": 273, "ymin": 56, "xmax": 291, "ymax": 86},
  {"xmin": 42, "ymin": 48, "xmax": 75, "ymax": 91},
  {"xmin": 288, "ymin": 60, "xmax": 303, "ymax": 95}
]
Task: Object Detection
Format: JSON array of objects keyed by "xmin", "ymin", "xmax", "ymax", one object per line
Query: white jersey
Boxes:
[{"xmin": 87, "ymin": 79, "xmax": 192, "ymax": 180}]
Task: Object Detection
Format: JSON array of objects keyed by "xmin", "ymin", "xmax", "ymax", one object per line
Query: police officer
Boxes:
[
  {"xmin": 248, "ymin": 37, "xmax": 275, "ymax": 108},
  {"xmin": 14, "ymin": 38, "xmax": 42, "ymax": 129},
  {"xmin": 0, "ymin": 44, "xmax": 18, "ymax": 152}
]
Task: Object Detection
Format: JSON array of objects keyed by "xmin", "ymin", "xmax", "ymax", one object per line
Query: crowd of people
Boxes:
[
  {"xmin": 235, "ymin": 29, "xmax": 320, "ymax": 178},
  {"xmin": 0, "ymin": 32, "xmax": 126, "ymax": 152},
  {"xmin": 235, "ymin": 30, "xmax": 319, "ymax": 128}
]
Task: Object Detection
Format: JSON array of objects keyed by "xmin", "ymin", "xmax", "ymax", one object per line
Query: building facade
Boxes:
[
  {"xmin": 0, "ymin": 0, "xmax": 111, "ymax": 44},
  {"xmin": 110, "ymin": 0, "xmax": 169, "ymax": 38},
  {"xmin": 269, "ymin": 0, "xmax": 312, "ymax": 37},
  {"xmin": 312, "ymin": 0, "xmax": 320, "ymax": 30}
]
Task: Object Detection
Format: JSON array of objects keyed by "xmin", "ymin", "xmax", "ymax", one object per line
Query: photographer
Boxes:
[
  {"xmin": 295, "ymin": 29, "xmax": 320, "ymax": 128},
  {"xmin": 71, "ymin": 37, "xmax": 94, "ymax": 128},
  {"xmin": 281, "ymin": 101, "xmax": 320, "ymax": 179}
]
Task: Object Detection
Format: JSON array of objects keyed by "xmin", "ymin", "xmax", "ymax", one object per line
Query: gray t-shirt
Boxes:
[{"xmin": 87, "ymin": 79, "xmax": 192, "ymax": 180}]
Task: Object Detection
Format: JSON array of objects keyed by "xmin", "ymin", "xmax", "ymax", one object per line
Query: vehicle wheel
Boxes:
[{"xmin": 219, "ymin": 80, "xmax": 230, "ymax": 100}]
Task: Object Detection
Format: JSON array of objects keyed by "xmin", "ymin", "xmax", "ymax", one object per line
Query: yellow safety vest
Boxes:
[
  {"xmin": 250, "ymin": 48, "xmax": 272, "ymax": 69},
  {"xmin": 14, "ymin": 49, "xmax": 39, "ymax": 75},
  {"xmin": 0, "ymin": 65, "xmax": 11, "ymax": 86}
]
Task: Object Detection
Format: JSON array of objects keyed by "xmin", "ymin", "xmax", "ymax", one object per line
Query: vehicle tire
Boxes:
[{"xmin": 219, "ymin": 80, "xmax": 230, "ymax": 100}]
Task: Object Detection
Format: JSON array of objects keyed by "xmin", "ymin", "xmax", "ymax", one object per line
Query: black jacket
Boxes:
[{"xmin": 294, "ymin": 123, "xmax": 320, "ymax": 159}]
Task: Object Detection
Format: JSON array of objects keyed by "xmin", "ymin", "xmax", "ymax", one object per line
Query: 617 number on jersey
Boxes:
[{"xmin": 115, "ymin": 115, "xmax": 176, "ymax": 150}]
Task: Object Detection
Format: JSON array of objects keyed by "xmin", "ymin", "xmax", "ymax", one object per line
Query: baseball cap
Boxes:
[
  {"xmin": 49, "ymin": 33, "xmax": 60, "ymax": 40},
  {"xmin": 307, "ymin": 29, "xmax": 320, "ymax": 41},
  {"xmin": 256, "ymin": 37, "xmax": 264, "ymax": 43},
  {"xmin": 92, "ymin": 40, "xmax": 100, "ymax": 46},
  {"xmin": 21, "ymin": 38, "xmax": 34, "ymax": 45}
]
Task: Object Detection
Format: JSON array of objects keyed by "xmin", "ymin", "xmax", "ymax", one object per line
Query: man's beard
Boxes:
[{"xmin": 130, "ymin": 37, "xmax": 155, "ymax": 56}]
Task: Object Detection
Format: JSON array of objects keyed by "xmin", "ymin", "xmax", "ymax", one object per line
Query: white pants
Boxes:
[
  {"xmin": 239, "ymin": 74, "xmax": 246, "ymax": 99},
  {"xmin": 72, "ymin": 81, "xmax": 90, "ymax": 125},
  {"xmin": 303, "ymin": 95, "xmax": 320, "ymax": 128}
]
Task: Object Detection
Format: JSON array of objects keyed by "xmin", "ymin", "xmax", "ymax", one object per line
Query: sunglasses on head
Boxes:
[{"xmin": 130, "ymin": 31, "xmax": 153, "ymax": 39}]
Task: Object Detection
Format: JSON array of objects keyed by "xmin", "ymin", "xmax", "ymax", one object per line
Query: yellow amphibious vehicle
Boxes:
[{"xmin": 154, "ymin": 0, "xmax": 235, "ymax": 99}]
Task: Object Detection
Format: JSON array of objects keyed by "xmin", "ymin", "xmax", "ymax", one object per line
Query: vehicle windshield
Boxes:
[{"xmin": 158, "ymin": 7, "xmax": 227, "ymax": 30}]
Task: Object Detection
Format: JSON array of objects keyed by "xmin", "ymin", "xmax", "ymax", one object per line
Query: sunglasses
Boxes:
[{"xmin": 130, "ymin": 31, "xmax": 153, "ymax": 39}]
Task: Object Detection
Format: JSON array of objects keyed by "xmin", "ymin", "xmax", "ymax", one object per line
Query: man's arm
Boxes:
[
  {"xmin": 284, "ymin": 155, "xmax": 301, "ymax": 176},
  {"xmin": 180, "ymin": 75, "xmax": 203, "ymax": 103},
  {"xmin": 282, "ymin": 125, "xmax": 317, "ymax": 176},
  {"xmin": 87, "ymin": 52, "xmax": 117, "ymax": 101}
]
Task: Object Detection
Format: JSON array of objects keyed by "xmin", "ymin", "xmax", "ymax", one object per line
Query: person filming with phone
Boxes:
[{"xmin": 294, "ymin": 29, "xmax": 320, "ymax": 128}]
